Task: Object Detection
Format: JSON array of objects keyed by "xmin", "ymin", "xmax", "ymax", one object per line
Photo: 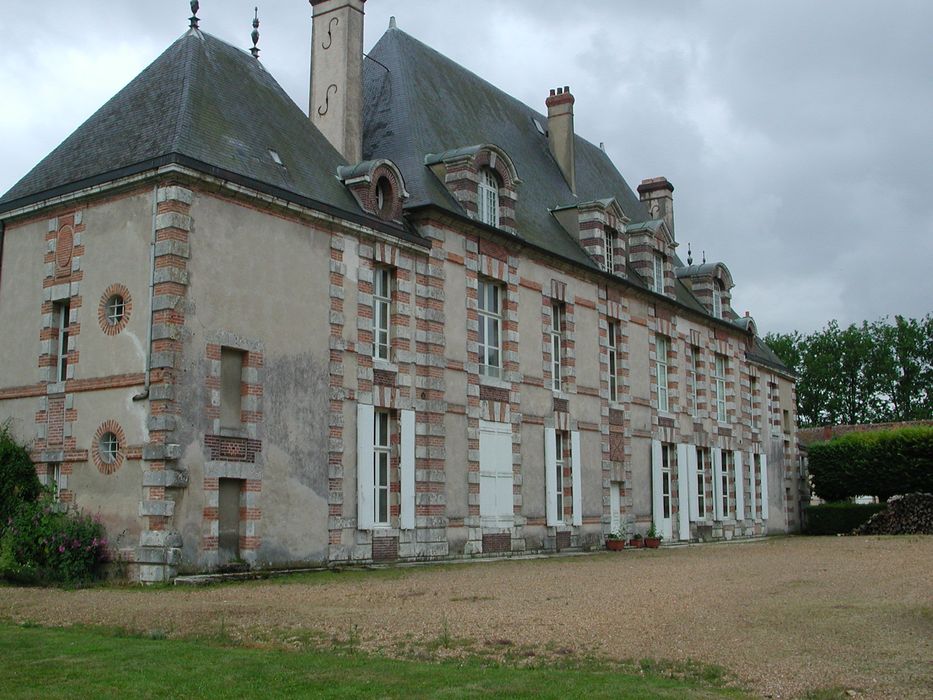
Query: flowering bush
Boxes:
[
  {"xmin": 0, "ymin": 495, "xmax": 108, "ymax": 585},
  {"xmin": 0, "ymin": 423, "xmax": 41, "ymax": 525}
]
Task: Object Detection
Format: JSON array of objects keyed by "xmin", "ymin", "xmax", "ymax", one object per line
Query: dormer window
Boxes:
[
  {"xmin": 375, "ymin": 176, "xmax": 394, "ymax": 220},
  {"xmin": 652, "ymin": 253, "xmax": 665, "ymax": 293},
  {"xmin": 712, "ymin": 287, "xmax": 723, "ymax": 319},
  {"xmin": 478, "ymin": 168, "xmax": 500, "ymax": 227},
  {"xmin": 604, "ymin": 229, "xmax": 617, "ymax": 274}
]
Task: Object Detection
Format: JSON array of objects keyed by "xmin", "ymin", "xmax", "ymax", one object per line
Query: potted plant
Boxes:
[
  {"xmin": 645, "ymin": 523, "xmax": 663, "ymax": 549},
  {"xmin": 628, "ymin": 532, "xmax": 644, "ymax": 549},
  {"xmin": 606, "ymin": 527, "xmax": 626, "ymax": 551}
]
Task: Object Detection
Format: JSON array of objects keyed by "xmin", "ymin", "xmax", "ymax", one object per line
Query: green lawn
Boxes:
[{"xmin": 0, "ymin": 623, "xmax": 748, "ymax": 699}]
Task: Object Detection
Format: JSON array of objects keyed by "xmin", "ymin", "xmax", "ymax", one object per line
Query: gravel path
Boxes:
[{"xmin": 2, "ymin": 536, "xmax": 931, "ymax": 699}]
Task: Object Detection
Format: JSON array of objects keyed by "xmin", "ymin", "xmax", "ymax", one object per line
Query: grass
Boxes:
[{"xmin": 0, "ymin": 622, "xmax": 749, "ymax": 699}]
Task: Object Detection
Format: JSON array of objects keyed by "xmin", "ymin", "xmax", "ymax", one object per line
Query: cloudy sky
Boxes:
[{"xmin": 2, "ymin": 1, "xmax": 930, "ymax": 334}]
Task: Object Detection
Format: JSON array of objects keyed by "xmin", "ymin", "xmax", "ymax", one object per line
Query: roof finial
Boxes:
[
  {"xmin": 702, "ymin": 250, "xmax": 707, "ymax": 264},
  {"xmin": 687, "ymin": 242, "xmax": 693, "ymax": 266},
  {"xmin": 389, "ymin": 16, "xmax": 397, "ymax": 29},
  {"xmin": 250, "ymin": 7, "xmax": 261, "ymax": 58},
  {"xmin": 189, "ymin": 0, "xmax": 200, "ymax": 30}
]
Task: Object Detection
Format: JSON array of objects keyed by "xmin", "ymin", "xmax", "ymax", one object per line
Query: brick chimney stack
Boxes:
[
  {"xmin": 637, "ymin": 177, "xmax": 675, "ymax": 238},
  {"xmin": 546, "ymin": 86, "xmax": 576, "ymax": 195},
  {"xmin": 309, "ymin": 0, "xmax": 366, "ymax": 163}
]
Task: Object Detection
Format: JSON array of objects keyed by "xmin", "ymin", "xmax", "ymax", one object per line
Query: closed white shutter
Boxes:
[
  {"xmin": 748, "ymin": 453, "xmax": 757, "ymax": 521},
  {"xmin": 676, "ymin": 443, "xmax": 690, "ymax": 540},
  {"xmin": 356, "ymin": 403, "xmax": 375, "ymax": 530},
  {"xmin": 734, "ymin": 451, "xmax": 745, "ymax": 522},
  {"xmin": 651, "ymin": 439, "xmax": 663, "ymax": 533},
  {"xmin": 571, "ymin": 431, "xmax": 583, "ymax": 526},
  {"xmin": 400, "ymin": 409, "xmax": 415, "ymax": 530},
  {"xmin": 687, "ymin": 445, "xmax": 699, "ymax": 521},
  {"xmin": 760, "ymin": 453, "xmax": 770, "ymax": 520},
  {"xmin": 545, "ymin": 428, "xmax": 558, "ymax": 526},
  {"xmin": 609, "ymin": 482, "xmax": 621, "ymax": 533},
  {"xmin": 480, "ymin": 421, "xmax": 513, "ymax": 526},
  {"xmin": 712, "ymin": 447, "xmax": 723, "ymax": 521}
]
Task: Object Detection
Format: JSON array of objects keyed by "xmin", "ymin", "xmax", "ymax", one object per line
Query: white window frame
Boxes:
[
  {"xmin": 607, "ymin": 321, "xmax": 618, "ymax": 403},
  {"xmin": 551, "ymin": 303, "xmax": 564, "ymax": 392},
  {"xmin": 656, "ymin": 335, "xmax": 669, "ymax": 412},
  {"xmin": 721, "ymin": 449, "xmax": 733, "ymax": 519},
  {"xmin": 653, "ymin": 253, "xmax": 664, "ymax": 293},
  {"xmin": 714, "ymin": 353, "xmax": 728, "ymax": 423},
  {"xmin": 99, "ymin": 432, "xmax": 119, "ymax": 465},
  {"xmin": 373, "ymin": 410, "xmax": 391, "ymax": 527},
  {"xmin": 477, "ymin": 278, "xmax": 502, "ymax": 378},
  {"xmin": 49, "ymin": 463, "xmax": 62, "ymax": 501},
  {"xmin": 695, "ymin": 447, "xmax": 707, "ymax": 518},
  {"xmin": 661, "ymin": 444, "xmax": 673, "ymax": 519},
  {"xmin": 750, "ymin": 376, "xmax": 760, "ymax": 430},
  {"xmin": 554, "ymin": 431, "xmax": 565, "ymax": 523},
  {"xmin": 688, "ymin": 345, "xmax": 699, "ymax": 417},
  {"xmin": 372, "ymin": 267, "xmax": 392, "ymax": 361},
  {"xmin": 478, "ymin": 168, "xmax": 500, "ymax": 228},
  {"xmin": 712, "ymin": 288, "xmax": 722, "ymax": 319},
  {"xmin": 56, "ymin": 301, "xmax": 70, "ymax": 383},
  {"xmin": 105, "ymin": 294, "xmax": 125, "ymax": 326},
  {"xmin": 604, "ymin": 229, "xmax": 617, "ymax": 273}
]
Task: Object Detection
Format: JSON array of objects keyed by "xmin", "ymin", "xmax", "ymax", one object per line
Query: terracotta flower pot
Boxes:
[
  {"xmin": 628, "ymin": 538, "xmax": 644, "ymax": 549},
  {"xmin": 644, "ymin": 537, "xmax": 661, "ymax": 549},
  {"xmin": 606, "ymin": 538, "xmax": 626, "ymax": 551}
]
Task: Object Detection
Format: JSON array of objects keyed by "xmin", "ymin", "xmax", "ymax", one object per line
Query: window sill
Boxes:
[
  {"xmin": 373, "ymin": 358, "xmax": 398, "ymax": 373},
  {"xmin": 479, "ymin": 374, "xmax": 511, "ymax": 390},
  {"xmin": 219, "ymin": 427, "xmax": 248, "ymax": 439},
  {"xmin": 47, "ymin": 381, "xmax": 66, "ymax": 395},
  {"xmin": 658, "ymin": 410, "xmax": 675, "ymax": 420}
]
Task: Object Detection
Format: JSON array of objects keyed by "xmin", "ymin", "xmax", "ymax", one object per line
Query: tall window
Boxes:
[
  {"xmin": 55, "ymin": 301, "xmax": 70, "ymax": 383},
  {"xmin": 712, "ymin": 287, "xmax": 723, "ymax": 319},
  {"xmin": 372, "ymin": 267, "xmax": 392, "ymax": 361},
  {"xmin": 661, "ymin": 443, "xmax": 673, "ymax": 519},
  {"xmin": 750, "ymin": 376, "xmax": 760, "ymax": 430},
  {"xmin": 554, "ymin": 431, "xmax": 565, "ymax": 522},
  {"xmin": 604, "ymin": 229, "xmax": 617, "ymax": 273},
  {"xmin": 373, "ymin": 410, "xmax": 391, "ymax": 526},
  {"xmin": 714, "ymin": 353, "xmax": 728, "ymax": 422},
  {"xmin": 656, "ymin": 335, "xmax": 669, "ymax": 412},
  {"xmin": 688, "ymin": 346, "xmax": 699, "ymax": 417},
  {"xmin": 551, "ymin": 303, "xmax": 564, "ymax": 391},
  {"xmin": 478, "ymin": 168, "xmax": 500, "ymax": 227},
  {"xmin": 477, "ymin": 278, "xmax": 502, "ymax": 378},
  {"xmin": 696, "ymin": 447, "xmax": 708, "ymax": 517},
  {"xmin": 49, "ymin": 463, "xmax": 62, "ymax": 502},
  {"xmin": 220, "ymin": 348, "xmax": 245, "ymax": 430},
  {"xmin": 607, "ymin": 321, "xmax": 619, "ymax": 403},
  {"xmin": 721, "ymin": 450, "xmax": 733, "ymax": 518},
  {"xmin": 652, "ymin": 253, "xmax": 664, "ymax": 293}
]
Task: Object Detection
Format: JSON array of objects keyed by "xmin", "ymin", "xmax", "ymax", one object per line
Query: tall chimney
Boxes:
[
  {"xmin": 309, "ymin": 0, "xmax": 366, "ymax": 163},
  {"xmin": 546, "ymin": 86, "xmax": 576, "ymax": 194},
  {"xmin": 637, "ymin": 177, "xmax": 675, "ymax": 237}
]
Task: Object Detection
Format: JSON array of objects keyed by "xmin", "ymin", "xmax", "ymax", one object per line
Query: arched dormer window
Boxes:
[
  {"xmin": 712, "ymin": 280, "xmax": 724, "ymax": 319},
  {"xmin": 478, "ymin": 168, "xmax": 500, "ymax": 227}
]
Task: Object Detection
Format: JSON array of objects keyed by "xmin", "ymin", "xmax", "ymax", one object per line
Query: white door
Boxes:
[
  {"xmin": 609, "ymin": 481, "xmax": 621, "ymax": 534},
  {"xmin": 661, "ymin": 460, "xmax": 673, "ymax": 540}
]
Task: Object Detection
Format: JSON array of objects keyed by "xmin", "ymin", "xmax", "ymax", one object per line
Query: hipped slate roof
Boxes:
[{"xmin": 0, "ymin": 29, "xmax": 362, "ymax": 220}]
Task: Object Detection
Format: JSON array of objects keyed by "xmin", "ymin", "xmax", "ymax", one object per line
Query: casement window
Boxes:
[
  {"xmin": 545, "ymin": 428, "xmax": 582, "ymax": 527},
  {"xmin": 688, "ymin": 345, "xmax": 699, "ymax": 416},
  {"xmin": 105, "ymin": 294, "xmax": 125, "ymax": 326},
  {"xmin": 695, "ymin": 447, "xmax": 708, "ymax": 518},
  {"xmin": 551, "ymin": 303, "xmax": 564, "ymax": 391},
  {"xmin": 721, "ymin": 450, "xmax": 733, "ymax": 518},
  {"xmin": 479, "ymin": 420, "xmax": 514, "ymax": 527},
  {"xmin": 477, "ymin": 278, "xmax": 502, "ymax": 378},
  {"xmin": 220, "ymin": 348, "xmax": 245, "ymax": 430},
  {"xmin": 357, "ymin": 405, "xmax": 415, "ymax": 531},
  {"xmin": 48, "ymin": 463, "xmax": 62, "ymax": 501},
  {"xmin": 54, "ymin": 301, "xmax": 70, "ymax": 383},
  {"xmin": 604, "ymin": 229, "xmax": 617, "ymax": 273},
  {"xmin": 655, "ymin": 335, "xmax": 670, "ymax": 412},
  {"xmin": 712, "ymin": 288, "xmax": 722, "ymax": 319},
  {"xmin": 652, "ymin": 253, "xmax": 664, "ymax": 293},
  {"xmin": 661, "ymin": 444, "xmax": 673, "ymax": 520},
  {"xmin": 478, "ymin": 168, "xmax": 500, "ymax": 228},
  {"xmin": 714, "ymin": 353, "xmax": 728, "ymax": 422},
  {"xmin": 750, "ymin": 376, "xmax": 759, "ymax": 429},
  {"xmin": 607, "ymin": 321, "xmax": 619, "ymax": 403},
  {"xmin": 372, "ymin": 267, "xmax": 392, "ymax": 361}
]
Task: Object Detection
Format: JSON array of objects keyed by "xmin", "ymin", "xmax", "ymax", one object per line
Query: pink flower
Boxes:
[{"xmin": 58, "ymin": 545, "xmax": 65, "ymax": 553}]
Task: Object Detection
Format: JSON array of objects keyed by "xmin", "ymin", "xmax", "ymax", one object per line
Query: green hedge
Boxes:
[
  {"xmin": 804, "ymin": 502, "xmax": 888, "ymax": 535},
  {"xmin": 807, "ymin": 426, "xmax": 933, "ymax": 502},
  {"xmin": 0, "ymin": 423, "xmax": 41, "ymax": 525}
]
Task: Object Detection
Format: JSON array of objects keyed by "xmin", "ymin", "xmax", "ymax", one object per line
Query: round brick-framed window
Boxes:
[
  {"xmin": 369, "ymin": 166, "xmax": 403, "ymax": 221},
  {"xmin": 93, "ymin": 421, "xmax": 125, "ymax": 475},
  {"xmin": 98, "ymin": 283, "xmax": 132, "ymax": 335}
]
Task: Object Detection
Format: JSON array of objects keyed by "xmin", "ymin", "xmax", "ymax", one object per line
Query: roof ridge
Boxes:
[{"xmin": 170, "ymin": 30, "xmax": 200, "ymax": 154}]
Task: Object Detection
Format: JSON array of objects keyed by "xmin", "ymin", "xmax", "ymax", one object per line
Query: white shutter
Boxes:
[
  {"xmin": 356, "ymin": 403, "xmax": 375, "ymax": 531},
  {"xmin": 748, "ymin": 453, "xmax": 757, "ymax": 521},
  {"xmin": 610, "ymin": 482, "xmax": 621, "ymax": 533},
  {"xmin": 545, "ymin": 428, "xmax": 558, "ymax": 526},
  {"xmin": 651, "ymin": 439, "xmax": 663, "ymax": 533},
  {"xmin": 480, "ymin": 421, "xmax": 513, "ymax": 525},
  {"xmin": 760, "ymin": 453, "xmax": 770, "ymax": 520},
  {"xmin": 687, "ymin": 445, "xmax": 699, "ymax": 521},
  {"xmin": 734, "ymin": 451, "xmax": 745, "ymax": 522},
  {"xmin": 498, "ymin": 444, "xmax": 514, "ymax": 526},
  {"xmin": 400, "ymin": 409, "xmax": 415, "ymax": 530},
  {"xmin": 712, "ymin": 447, "xmax": 723, "ymax": 521},
  {"xmin": 571, "ymin": 431, "xmax": 583, "ymax": 526},
  {"xmin": 676, "ymin": 443, "xmax": 690, "ymax": 540}
]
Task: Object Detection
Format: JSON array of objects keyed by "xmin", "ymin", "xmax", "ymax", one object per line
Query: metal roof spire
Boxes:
[
  {"xmin": 687, "ymin": 243, "xmax": 693, "ymax": 266},
  {"xmin": 250, "ymin": 7, "xmax": 261, "ymax": 58},
  {"xmin": 189, "ymin": 1, "xmax": 200, "ymax": 30},
  {"xmin": 702, "ymin": 250, "xmax": 707, "ymax": 265}
]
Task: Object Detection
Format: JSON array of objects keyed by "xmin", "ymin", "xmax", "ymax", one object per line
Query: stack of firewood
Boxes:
[{"xmin": 854, "ymin": 493, "xmax": 933, "ymax": 535}]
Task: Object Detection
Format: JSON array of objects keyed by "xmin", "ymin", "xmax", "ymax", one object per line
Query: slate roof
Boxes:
[{"xmin": 0, "ymin": 29, "xmax": 372, "ymax": 230}]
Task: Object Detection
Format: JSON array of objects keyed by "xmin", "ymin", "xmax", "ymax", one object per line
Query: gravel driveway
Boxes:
[{"xmin": 2, "ymin": 536, "xmax": 931, "ymax": 699}]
